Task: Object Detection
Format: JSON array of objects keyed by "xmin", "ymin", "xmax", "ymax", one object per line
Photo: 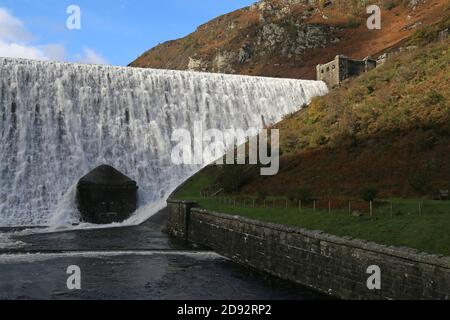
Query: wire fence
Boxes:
[{"xmin": 200, "ymin": 194, "xmax": 450, "ymax": 217}]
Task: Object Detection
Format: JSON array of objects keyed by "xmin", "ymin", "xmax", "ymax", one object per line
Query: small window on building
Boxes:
[
  {"xmin": 332, "ymin": 65, "xmax": 336, "ymax": 70},
  {"xmin": 321, "ymin": 69, "xmax": 324, "ymax": 74},
  {"xmin": 326, "ymin": 67, "xmax": 330, "ymax": 72}
]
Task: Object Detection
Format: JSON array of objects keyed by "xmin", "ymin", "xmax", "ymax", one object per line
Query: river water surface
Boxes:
[{"xmin": 0, "ymin": 211, "xmax": 328, "ymax": 300}]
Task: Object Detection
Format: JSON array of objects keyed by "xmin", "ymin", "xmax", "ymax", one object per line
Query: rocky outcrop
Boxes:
[
  {"xmin": 130, "ymin": 0, "xmax": 449, "ymax": 79},
  {"xmin": 188, "ymin": 57, "xmax": 207, "ymax": 72}
]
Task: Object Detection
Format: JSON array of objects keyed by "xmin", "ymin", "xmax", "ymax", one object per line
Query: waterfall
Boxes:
[{"xmin": 0, "ymin": 58, "xmax": 328, "ymax": 227}]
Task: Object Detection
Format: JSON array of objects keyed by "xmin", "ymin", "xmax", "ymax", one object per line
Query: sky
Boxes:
[{"xmin": 0, "ymin": 0, "xmax": 255, "ymax": 66}]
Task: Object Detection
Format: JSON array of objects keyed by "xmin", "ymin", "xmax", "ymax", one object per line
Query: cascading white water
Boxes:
[{"xmin": 0, "ymin": 57, "xmax": 328, "ymax": 227}]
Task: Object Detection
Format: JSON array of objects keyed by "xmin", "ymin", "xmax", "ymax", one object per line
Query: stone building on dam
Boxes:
[{"xmin": 317, "ymin": 55, "xmax": 377, "ymax": 88}]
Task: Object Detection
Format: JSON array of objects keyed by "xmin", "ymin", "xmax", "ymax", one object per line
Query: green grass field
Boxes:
[{"xmin": 173, "ymin": 167, "xmax": 450, "ymax": 256}]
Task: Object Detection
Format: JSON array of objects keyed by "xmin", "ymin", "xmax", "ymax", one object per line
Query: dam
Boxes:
[
  {"xmin": 0, "ymin": 58, "xmax": 329, "ymax": 299},
  {"xmin": 0, "ymin": 58, "xmax": 328, "ymax": 228}
]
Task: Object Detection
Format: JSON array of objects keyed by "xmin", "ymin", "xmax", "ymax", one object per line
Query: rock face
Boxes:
[
  {"xmin": 76, "ymin": 165, "xmax": 138, "ymax": 224},
  {"xmin": 130, "ymin": 0, "xmax": 447, "ymax": 80}
]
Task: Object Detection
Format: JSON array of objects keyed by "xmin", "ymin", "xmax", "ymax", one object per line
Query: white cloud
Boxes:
[
  {"xmin": 0, "ymin": 7, "xmax": 108, "ymax": 65},
  {"xmin": 0, "ymin": 8, "xmax": 45, "ymax": 60},
  {"xmin": 76, "ymin": 48, "xmax": 109, "ymax": 65},
  {"xmin": 0, "ymin": 8, "xmax": 31, "ymax": 42},
  {"xmin": 0, "ymin": 40, "xmax": 47, "ymax": 60}
]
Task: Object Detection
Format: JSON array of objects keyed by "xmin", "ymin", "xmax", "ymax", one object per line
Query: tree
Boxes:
[
  {"xmin": 408, "ymin": 173, "xmax": 431, "ymax": 196},
  {"xmin": 256, "ymin": 190, "xmax": 268, "ymax": 201},
  {"xmin": 289, "ymin": 188, "xmax": 313, "ymax": 203},
  {"xmin": 360, "ymin": 187, "xmax": 379, "ymax": 202},
  {"xmin": 216, "ymin": 165, "xmax": 256, "ymax": 193}
]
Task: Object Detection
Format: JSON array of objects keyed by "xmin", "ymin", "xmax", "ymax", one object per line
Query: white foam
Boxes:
[
  {"xmin": 0, "ymin": 232, "xmax": 27, "ymax": 250},
  {"xmin": 0, "ymin": 57, "xmax": 328, "ymax": 228},
  {"xmin": 0, "ymin": 250, "xmax": 224, "ymax": 264}
]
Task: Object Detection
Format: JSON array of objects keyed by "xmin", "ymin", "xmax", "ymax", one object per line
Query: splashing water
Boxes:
[{"xmin": 0, "ymin": 58, "xmax": 328, "ymax": 228}]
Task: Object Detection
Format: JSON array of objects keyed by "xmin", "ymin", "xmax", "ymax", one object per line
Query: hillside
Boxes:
[
  {"xmin": 130, "ymin": 0, "xmax": 449, "ymax": 79},
  {"xmin": 130, "ymin": 0, "xmax": 450, "ymax": 198},
  {"xmin": 162, "ymin": 3, "xmax": 449, "ymax": 254},
  {"xmin": 171, "ymin": 34, "xmax": 450, "ymax": 255},
  {"xmin": 221, "ymin": 27, "xmax": 450, "ymax": 198}
]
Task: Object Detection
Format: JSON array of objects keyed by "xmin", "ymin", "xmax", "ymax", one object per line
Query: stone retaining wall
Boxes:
[{"xmin": 167, "ymin": 200, "xmax": 450, "ymax": 299}]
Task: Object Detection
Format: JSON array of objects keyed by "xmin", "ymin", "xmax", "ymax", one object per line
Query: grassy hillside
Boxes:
[
  {"xmin": 173, "ymin": 166, "xmax": 450, "ymax": 255},
  {"xmin": 238, "ymin": 33, "xmax": 450, "ymax": 198},
  {"xmin": 171, "ymin": 25, "xmax": 450, "ymax": 255},
  {"xmin": 184, "ymin": 30, "xmax": 450, "ymax": 200}
]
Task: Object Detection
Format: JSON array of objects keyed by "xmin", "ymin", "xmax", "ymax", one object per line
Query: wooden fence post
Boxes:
[
  {"xmin": 313, "ymin": 200, "xmax": 316, "ymax": 212},
  {"xmin": 349, "ymin": 201, "xmax": 352, "ymax": 215},
  {"xmin": 370, "ymin": 201, "xmax": 373, "ymax": 217}
]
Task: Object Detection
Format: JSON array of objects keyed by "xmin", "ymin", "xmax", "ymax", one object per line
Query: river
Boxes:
[{"xmin": 0, "ymin": 210, "xmax": 328, "ymax": 300}]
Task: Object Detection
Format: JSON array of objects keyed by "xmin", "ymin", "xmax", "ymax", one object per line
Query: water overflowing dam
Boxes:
[{"xmin": 0, "ymin": 58, "xmax": 328, "ymax": 227}]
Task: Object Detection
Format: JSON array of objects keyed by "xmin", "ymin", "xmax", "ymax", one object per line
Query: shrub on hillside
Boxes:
[
  {"xmin": 360, "ymin": 187, "xmax": 379, "ymax": 202},
  {"xmin": 256, "ymin": 189, "xmax": 268, "ymax": 201},
  {"xmin": 289, "ymin": 188, "xmax": 313, "ymax": 203},
  {"xmin": 384, "ymin": 0, "xmax": 397, "ymax": 10},
  {"xmin": 343, "ymin": 15, "xmax": 362, "ymax": 28},
  {"xmin": 408, "ymin": 172, "xmax": 431, "ymax": 195},
  {"xmin": 410, "ymin": 12, "xmax": 450, "ymax": 45},
  {"xmin": 216, "ymin": 165, "xmax": 254, "ymax": 193},
  {"xmin": 424, "ymin": 90, "xmax": 445, "ymax": 106}
]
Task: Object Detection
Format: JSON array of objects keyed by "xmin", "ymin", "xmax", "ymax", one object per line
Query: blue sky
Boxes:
[{"xmin": 0, "ymin": 0, "xmax": 255, "ymax": 65}]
